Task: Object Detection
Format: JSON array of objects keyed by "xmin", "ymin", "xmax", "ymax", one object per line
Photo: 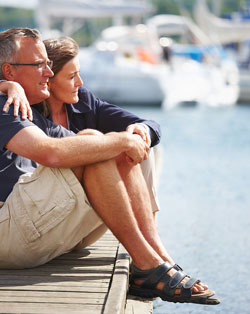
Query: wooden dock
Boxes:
[{"xmin": 0, "ymin": 230, "xmax": 153, "ymax": 314}]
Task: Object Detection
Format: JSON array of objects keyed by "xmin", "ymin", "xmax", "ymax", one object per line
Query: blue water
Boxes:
[{"xmin": 127, "ymin": 104, "xmax": 250, "ymax": 314}]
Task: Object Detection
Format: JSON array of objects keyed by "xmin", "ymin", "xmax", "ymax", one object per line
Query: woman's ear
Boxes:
[{"xmin": 1, "ymin": 63, "xmax": 16, "ymax": 80}]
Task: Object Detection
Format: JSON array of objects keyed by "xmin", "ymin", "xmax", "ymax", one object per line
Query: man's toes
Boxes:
[
  {"xmin": 197, "ymin": 282, "xmax": 208, "ymax": 290},
  {"xmin": 192, "ymin": 286, "xmax": 199, "ymax": 293},
  {"xmin": 193, "ymin": 282, "xmax": 208, "ymax": 293}
]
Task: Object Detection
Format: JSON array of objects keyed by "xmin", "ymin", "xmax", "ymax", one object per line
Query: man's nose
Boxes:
[{"xmin": 44, "ymin": 65, "xmax": 54, "ymax": 78}]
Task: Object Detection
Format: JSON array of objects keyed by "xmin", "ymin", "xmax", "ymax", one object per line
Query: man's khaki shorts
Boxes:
[{"xmin": 0, "ymin": 166, "xmax": 105, "ymax": 269}]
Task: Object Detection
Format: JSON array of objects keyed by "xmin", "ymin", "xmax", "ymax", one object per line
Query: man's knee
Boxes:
[
  {"xmin": 84, "ymin": 159, "xmax": 118, "ymax": 184},
  {"xmin": 86, "ymin": 159, "xmax": 117, "ymax": 172}
]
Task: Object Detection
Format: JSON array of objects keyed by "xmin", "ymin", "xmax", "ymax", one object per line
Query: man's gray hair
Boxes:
[{"xmin": 0, "ymin": 28, "xmax": 41, "ymax": 79}]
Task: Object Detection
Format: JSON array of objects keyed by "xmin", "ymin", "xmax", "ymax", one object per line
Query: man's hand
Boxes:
[
  {"xmin": 126, "ymin": 123, "xmax": 151, "ymax": 146},
  {"xmin": 2, "ymin": 81, "xmax": 33, "ymax": 121},
  {"xmin": 126, "ymin": 123, "xmax": 151, "ymax": 164},
  {"xmin": 125, "ymin": 133, "xmax": 150, "ymax": 165}
]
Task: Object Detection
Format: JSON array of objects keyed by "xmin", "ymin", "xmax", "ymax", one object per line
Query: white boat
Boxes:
[
  {"xmin": 160, "ymin": 55, "xmax": 239, "ymax": 109},
  {"xmin": 78, "ymin": 24, "xmax": 167, "ymax": 106},
  {"xmin": 193, "ymin": 0, "xmax": 250, "ymax": 103},
  {"xmin": 80, "ymin": 14, "xmax": 239, "ymax": 109},
  {"xmin": 146, "ymin": 14, "xmax": 240, "ymax": 108}
]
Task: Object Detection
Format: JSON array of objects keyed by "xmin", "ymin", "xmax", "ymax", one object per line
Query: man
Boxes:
[{"xmin": 0, "ymin": 28, "xmax": 218, "ymax": 305}]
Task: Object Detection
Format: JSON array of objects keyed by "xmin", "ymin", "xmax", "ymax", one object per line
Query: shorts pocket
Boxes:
[{"xmin": 17, "ymin": 167, "xmax": 76, "ymax": 242}]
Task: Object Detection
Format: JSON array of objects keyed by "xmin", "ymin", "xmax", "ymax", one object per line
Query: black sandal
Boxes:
[{"xmin": 129, "ymin": 262, "xmax": 220, "ymax": 305}]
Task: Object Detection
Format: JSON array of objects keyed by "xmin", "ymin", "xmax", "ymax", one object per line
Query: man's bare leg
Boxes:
[
  {"xmin": 73, "ymin": 161, "xmax": 164, "ymax": 270},
  {"xmin": 72, "ymin": 161, "xmax": 207, "ymax": 294},
  {"xmin": 116, "ymin": 153, "xmax": 173, "ymax": 263},
  {"xmin": 116, "ymin": 154, "xmax": 208, "ymax": 292}
]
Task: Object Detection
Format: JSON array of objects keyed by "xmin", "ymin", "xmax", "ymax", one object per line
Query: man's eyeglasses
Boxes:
[{"xmin": 9, "ymin": 60, "xmax": 53, "ymax": 70}]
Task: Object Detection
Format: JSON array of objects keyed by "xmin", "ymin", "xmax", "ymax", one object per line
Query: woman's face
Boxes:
[{"xmin": 48, "ymin": 56, "xmax": 83, "ymax": 106}]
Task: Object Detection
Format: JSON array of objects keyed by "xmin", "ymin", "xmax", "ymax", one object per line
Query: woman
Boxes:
[{"xmin": 1, "ymin": 36, "xmax": 161, "ymax": 216}]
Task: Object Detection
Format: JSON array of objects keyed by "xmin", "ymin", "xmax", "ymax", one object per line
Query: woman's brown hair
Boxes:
[
  {"xmin": 44, "ymin": 36, "xmax": 79, "ymax": 76},
  {"xmin": 35, "ymin": 36, "xmax": 79, "ymax": 116}
]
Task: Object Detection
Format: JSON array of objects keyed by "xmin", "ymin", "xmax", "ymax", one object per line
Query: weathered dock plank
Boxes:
[
  {"xmin": 0, "ymin": 303, "xmax": 103, "ymax": 314},
  {"xmin": 125, "ymin": 296, "xmax": 154, "ymax": 314},
  {"xmin": 0, "ymin": 230, "xmax": 153, "ymax": 314},
  {"xmin": 0, "ymin": 230, "xmax": 118, "ymax": 313},
  {"xmin": 103, "ymin": 244, "xmax": 130, "ymax": 314}
]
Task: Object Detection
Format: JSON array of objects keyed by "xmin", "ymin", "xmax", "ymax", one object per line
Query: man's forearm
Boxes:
[
  {"xmin": 47, "ymin": 132, "xmax": 134, "ymax": 167},
  {"xmin": 6, "ymin": 126, "xmax": 148, "ymax": 168}
]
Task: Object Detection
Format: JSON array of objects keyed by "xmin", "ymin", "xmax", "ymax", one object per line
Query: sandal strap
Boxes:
[
  {"xmin": 181, "ymin": 277, "xmax": 200, "ymax": 298},
  {"xmin": 173, "ymin": 264, "xmax": 183, "ymax": 271},
  {"xmin": 141, "ymin": 262, "xmax": 173, "ymax": 289},
  {"xmin": 162, "ymin": 269, "xmax": 187, "ymax": 297},
  {"xmin": 131, "ymin": 262, "xmax": 174, "ymax": 289},
  {"xmin": 169, "ymin": 270, "xmax": 187, "ymax": 288},
  {"xmin": 183, "ymin": 277, "xmax": 200, "ymax": 289}
]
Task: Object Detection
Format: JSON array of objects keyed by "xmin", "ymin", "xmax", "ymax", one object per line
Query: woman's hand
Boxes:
[{"xmin": 1, "ymin": 81, "xmax": 33, "ymax": 121}]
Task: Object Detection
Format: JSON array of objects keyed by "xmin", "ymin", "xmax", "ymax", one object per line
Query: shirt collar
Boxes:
[{"xmin": 66, "ymin": 101, "xmax": 91, "ymax": 114}]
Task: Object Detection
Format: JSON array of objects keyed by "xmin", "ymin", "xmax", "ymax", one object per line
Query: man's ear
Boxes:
[{"xmin": 1, "ymin": 63, "xmax": 16, "ymax": 80}]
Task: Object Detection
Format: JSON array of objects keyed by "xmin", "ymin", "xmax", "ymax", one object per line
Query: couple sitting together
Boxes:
[{"xmin": 0, "ymin": 27, "xmax": 219, "ymax": 305}]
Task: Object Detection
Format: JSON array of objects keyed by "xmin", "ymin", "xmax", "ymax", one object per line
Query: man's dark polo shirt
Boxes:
[{"xmin": 0, "ymin": 95, "xmax": 73, "ymax": 202}]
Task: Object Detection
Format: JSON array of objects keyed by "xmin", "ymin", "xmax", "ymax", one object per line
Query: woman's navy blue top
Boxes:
[{"xmin": 56, "ymin": 86, "xmax": 161, "ymax": 147}]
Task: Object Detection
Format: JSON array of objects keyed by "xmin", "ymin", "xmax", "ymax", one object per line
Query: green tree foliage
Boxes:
[
  {"xmin": 151, "ymin": 0, "xmax": 179, "ymax": 15},
  {"xmin": 0, "ymin": 7, "xmax": 34, "ymax": 31},
  {"xmin": 220, "ymin": 0, "xmax": 246, "ymax": 14},
  {"xmin": 150, "ymin": 0, "xmax": 248, "ymax": 15}
]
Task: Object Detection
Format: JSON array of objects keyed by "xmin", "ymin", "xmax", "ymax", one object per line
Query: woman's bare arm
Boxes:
[{"xmin": 0, "ymin": 80, "xmax": 33, "ymax": 121}]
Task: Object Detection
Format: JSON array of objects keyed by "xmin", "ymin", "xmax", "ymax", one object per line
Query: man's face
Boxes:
[{"xmin": 11, "ymin": 37, "xmax": 54, "ymax": 105}]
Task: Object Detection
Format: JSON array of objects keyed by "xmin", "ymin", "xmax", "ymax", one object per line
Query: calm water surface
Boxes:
[{"xmin": 127, "ymin": 104, "xmax": 250, "ymax": 314}]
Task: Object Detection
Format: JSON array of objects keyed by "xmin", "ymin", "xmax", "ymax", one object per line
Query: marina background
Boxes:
[{"xmin": 1, "ymin": 1, "xmax": 250, "ymax": 313}]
